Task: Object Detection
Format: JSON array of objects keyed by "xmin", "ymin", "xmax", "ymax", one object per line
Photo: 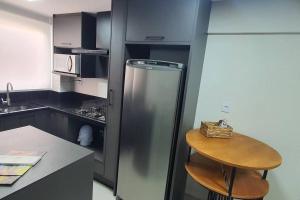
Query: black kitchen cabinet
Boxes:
[
  {"xmin": 0, "ymin": 107, "xmax": 107, "ymax": 185},
  {"xmin": 126, "ymin": 0, "xmax": 198, "ymax": 43},
  {"xmin": 1, "ymin": 115, "xmax": 20, "ymax": 131},
  {"xmin": 0, "ymin": 112, "xmax": 35, "ymax": 131},
  {"xmin": 45, "ymin": 111, "xmax": 69, "ymax": 140},
  {"xmin": 53, "ymin": 13, "xmax": 96, "ymax": 49},
  {"xmin": 18, "ymin": 112, "xmax": 35, "ymax": 127},
  {"xmin": 33, "ymin": 110, "xmax": 51, "ymax": 133},
  {"xmin": 0, "ymin": 110, "xmax": 68, "ymax": 140},
  {"xmin": 1, "ymin": 116, "xmax": 13, "ymax": 131},
  {"xmin": 96, "ymin": 12, "xmax": 111, "ymax": 50}
]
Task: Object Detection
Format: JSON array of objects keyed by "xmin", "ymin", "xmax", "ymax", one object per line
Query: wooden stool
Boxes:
[{"xmin": 185, "ymin": 129, "xmax": 282, "ymax": 200}]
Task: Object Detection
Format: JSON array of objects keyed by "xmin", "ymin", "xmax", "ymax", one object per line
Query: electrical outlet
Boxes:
[{"xmin": 222, "ymin": 104, "xmax": 230, "ymax": 113}]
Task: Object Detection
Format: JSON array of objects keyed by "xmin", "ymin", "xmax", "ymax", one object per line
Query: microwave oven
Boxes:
[{"xmin": 53, "ymin": 54, "xmax": 80, "ymax": 76}]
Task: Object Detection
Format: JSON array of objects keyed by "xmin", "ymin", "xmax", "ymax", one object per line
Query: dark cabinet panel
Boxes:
[
  {"xmin": 18, "ymin": 113, "xmax": 35, "ymax": 127},
  {"xmin": 126, "ymin": 0, "xmax": 198, "ymax": 43},
  {"xmin": 55, "ymin": 112, "xmax": 69, "ymax": 140},
  {"xmin": 35, "ymin": 110, "xmax": 80, "ymax": 143},
  {"xmin": 106, "ymin": 0, "xmax": 128, "ymax": 188},
  {"xmin": 0, "ymin": 112, "xmax": 35, "ymax": 131},
  {"xmin": 1, "ymin": 116, "xmax": 18, "ymax": 131},
  {"xmin": 46, "ymin": 111, "xmax": 69, "ymax": 140},
  {"xmin": 53, "ymin": 13, "xmax": 82, "ymax": 48},
  {"xmin": 53, "ymin": 13, "xmax": 96, "ymax": 49},
  {"xmin": 33, "ymin": 110, "xmax": 51, "ymax": 133},
  {"xmin": 96, "ymin": 12, "xmax": 111, "ymax": 50}
]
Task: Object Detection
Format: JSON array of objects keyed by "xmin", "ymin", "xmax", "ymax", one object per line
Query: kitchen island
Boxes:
[{"xmin": 0, "ymin": 126, "xmax": 94, "ymax": 200}]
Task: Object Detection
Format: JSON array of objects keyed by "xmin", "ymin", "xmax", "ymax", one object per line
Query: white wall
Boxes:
[
  {"xmin": 51, "ymin": 73, "xmax": 108, "ymax": 98},
  {"xmin": 209, "ymin": 0, "xmax": 300, "ymax": 33},
  {"xmin": 74, "ymin": 78, "xmax": 108, "ymax": 98},
  {"xmin": 51, "ymin": 75, "xmax": 108, "ymax": 98},
  {"xmin": 0, "ymin": 8, "xmax": 108, "ymax": 98},
  {"xmin": 193, "ymin": 0, "xmax": 300, "ymax": 199},
  {"xmin": 0, "ymin": 10, "xmax": 51, "ymax": 91}
]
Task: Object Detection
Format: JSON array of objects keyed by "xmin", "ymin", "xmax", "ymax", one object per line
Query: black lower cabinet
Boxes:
[
  {"xmin": 0, "ymin": 109, "xmax": 107, "ymax": 184},
  {"xmin": 33, "ymin": 110, "xmax": 52, "ymax": 133},
  {"xmin": 19, "ymin": 113, "xmax": 36, "ymax": 127},
  {"xmin": 33, "ymin": 110, "xmax": 69, "ymax": 140},
  {"xmin": 0, "ymin": 115, "xmax": 19, "ymax": 131},
  {"xmin": 68, "ymin": 116, "xmax": 106, "ymax": 184},
  {"xmin": 0, "ymin": 111, "xmax": 36, "ymax": 132},
  {"xmin": 49, "ymin": 111, "xmax": 69, "ymax": 140}
]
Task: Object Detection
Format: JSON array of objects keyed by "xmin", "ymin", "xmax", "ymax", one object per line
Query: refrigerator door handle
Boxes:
[{"xmin": 108, "ymin": 89, "xmax": 113, "ymax": 106}]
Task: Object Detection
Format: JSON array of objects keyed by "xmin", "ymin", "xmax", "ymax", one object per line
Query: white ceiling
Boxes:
[{"xmin": 0, "ymin": 0, "xmax": 111, "ymax": 17}]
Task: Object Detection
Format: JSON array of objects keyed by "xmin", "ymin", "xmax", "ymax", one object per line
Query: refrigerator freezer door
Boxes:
[{"xmin": 117, "ymin": 62, "xmax": 183, "ymax": 200}]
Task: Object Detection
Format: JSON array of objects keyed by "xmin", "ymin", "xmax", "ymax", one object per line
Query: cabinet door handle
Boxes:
[
  {"xmin": 61, "ymin": 42, "xmax": 72, "ymax": 46},
  {"xmin": 109, "ymin": 89, "xmax": 113, "ymax": 106},
  {"xmin": 145, "ymin": 36, "xmax": 165, "ymax": 41}
]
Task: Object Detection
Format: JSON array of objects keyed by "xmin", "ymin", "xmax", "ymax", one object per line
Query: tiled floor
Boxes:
[{"xmin": 93, "ymin": 181, "xmax": 115, "ymax": 200}]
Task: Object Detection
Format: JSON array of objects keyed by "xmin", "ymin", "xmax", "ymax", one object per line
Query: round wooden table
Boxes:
[{"xmin": 185, "ymin": 129, "xmax": 282, "ymax": 200}]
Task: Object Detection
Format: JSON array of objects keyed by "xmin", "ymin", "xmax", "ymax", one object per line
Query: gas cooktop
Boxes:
[{"xmin": 73, "ymin": 100, "xmax": 106, "ymax": 122}]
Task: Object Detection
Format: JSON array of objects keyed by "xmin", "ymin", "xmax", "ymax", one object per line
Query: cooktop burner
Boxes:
[{"xmin": 74, "ymin": 101, "xmax": 106, "ymax": 122}]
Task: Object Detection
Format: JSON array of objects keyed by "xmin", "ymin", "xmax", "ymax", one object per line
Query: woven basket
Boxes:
[{"xmin": 200, "ymin": 121, "xmax": 233, "ymax": 138}]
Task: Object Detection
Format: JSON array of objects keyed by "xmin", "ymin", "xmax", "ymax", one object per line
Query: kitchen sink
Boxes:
[{"xmin": 0, "ymin": 105, "xmax": 34, "ymax": 114}]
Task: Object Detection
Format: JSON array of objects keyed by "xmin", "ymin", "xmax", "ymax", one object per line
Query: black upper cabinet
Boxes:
[
  {"xmin": 126, "ymin": 0, "xmax": 198, "ymax": 43},
  {"xmin": 96, "ymin": 12, "xmax": 111, "ymax": 50},
  {"xmin": 53, "ymin": 13, "xmax": 96, "ymax": 49}
]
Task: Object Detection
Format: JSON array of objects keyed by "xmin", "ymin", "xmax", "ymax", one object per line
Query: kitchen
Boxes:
[{"xmin": 0, "ymin": 0, "xmax": 298, "ymax": 200}]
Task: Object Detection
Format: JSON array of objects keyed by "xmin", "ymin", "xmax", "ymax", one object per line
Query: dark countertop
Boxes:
[
  {"xmin": 0, "ymin": 91, "xmax": 107, "ymax": 125},
  {"xmin": 0, "ymin": 126, "xmax": 93, "ymax": 199},
  {"xmin": 33, "ymin": 98, "xmax": 107, "ymax": 125}
]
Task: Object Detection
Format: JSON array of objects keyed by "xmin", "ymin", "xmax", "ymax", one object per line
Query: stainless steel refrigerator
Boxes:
[{"xmin": 117, "ymin": 59, "xmax": 185, "ymax": 200}]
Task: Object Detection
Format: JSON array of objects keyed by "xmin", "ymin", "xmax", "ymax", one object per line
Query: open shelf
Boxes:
[
  {"xmin": 86, "ymin": 145, "xmax": 104, "ymax": 163},
  {"xmin": 79, "ymin": 128, "xmax": 105, "ymax": 163},
  {"xmin": 125, "ymin": 44, "xmax": 190, "ymax": 67},
  {"xmin": 53, "ymin": 47, "xmax": 108, "ymax": 78},
  {"xmin": 186, "ymin": 154, "xmax": 269, "ymax": 200},
  {"xmin": 69, "ymin": 117, "xmax": 105, "ymax": 163}
]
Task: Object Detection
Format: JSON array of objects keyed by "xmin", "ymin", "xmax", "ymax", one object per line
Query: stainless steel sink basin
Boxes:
[{"xmin": 0, "ymin": 105, "xmax": 32, "ymax": 114}]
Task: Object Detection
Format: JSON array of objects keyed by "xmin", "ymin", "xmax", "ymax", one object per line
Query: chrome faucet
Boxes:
[{"xmin": 1, "ymin": 82, "xmax": 13, "ymax": 106}]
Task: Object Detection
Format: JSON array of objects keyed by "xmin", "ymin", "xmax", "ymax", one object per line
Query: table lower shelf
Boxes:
[{"xmin": 185, "ymin": 154, "xmax": 269, "ymax": 199}]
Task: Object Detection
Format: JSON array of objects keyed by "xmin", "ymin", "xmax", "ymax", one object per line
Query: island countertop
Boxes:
[{"xmin": 0, "ymin": 126, "xmax": 94, "ymax": 200}]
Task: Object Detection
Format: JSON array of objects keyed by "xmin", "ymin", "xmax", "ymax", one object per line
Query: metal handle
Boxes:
[
  {"xmin": 109, "ymin": 89, "xmax": 113, "ymax": 106},
  {"xmin": 67, "ymin": 56, "xmax": 73, "ymax": 72},
  {"xmin": 145, "ymin": 36, "xmax": 165, "ymax": 41},
  {"xmin": 61, "ymin": 42, "xmax": 72, "ymax": 46}
]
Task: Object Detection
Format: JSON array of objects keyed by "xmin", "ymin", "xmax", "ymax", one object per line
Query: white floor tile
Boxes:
[{"xmin": 93, "ymin": 181, "xmax": 115, "ymax": 200}]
